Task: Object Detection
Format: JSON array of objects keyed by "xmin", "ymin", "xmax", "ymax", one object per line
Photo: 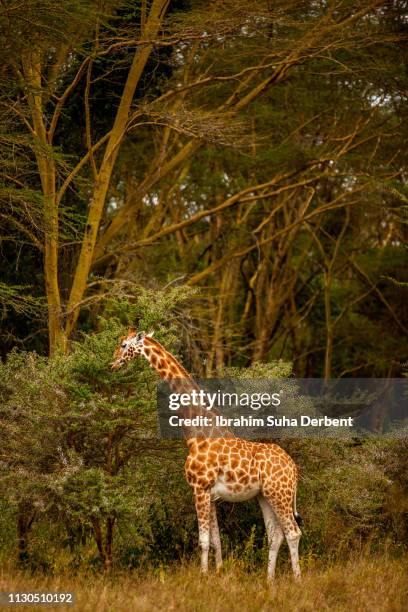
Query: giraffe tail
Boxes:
[{"xmin": 293, "ymin": 488, "xmax": 302, "ymax": 526}]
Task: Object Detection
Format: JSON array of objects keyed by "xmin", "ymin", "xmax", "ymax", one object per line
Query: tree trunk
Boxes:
[
  {"xmin": 65, "ymin": 0, "xmax": 171, "ymax": 339},
  {"xmin": 91, "ymin": 516, "xmax": 116, "ymax": 572},
  {"xmin": 323, "ymin": 269, "xmax": 333, "ymax": 380},
  {"xmin": 22, "ymin": 50, "xmax": 66, "ymax": 355}
]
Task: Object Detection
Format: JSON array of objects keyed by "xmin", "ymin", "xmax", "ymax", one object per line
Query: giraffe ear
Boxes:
[{"xmin": 146, "ymin": 330, "xmax": 155, "ymax": 337}]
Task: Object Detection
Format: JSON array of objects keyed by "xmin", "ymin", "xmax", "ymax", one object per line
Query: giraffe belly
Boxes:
[{"xmin": 210, "ymin": 477, "xmax": 260, "ymax": 502}]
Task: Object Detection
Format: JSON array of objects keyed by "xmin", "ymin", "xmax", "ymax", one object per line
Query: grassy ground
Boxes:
[{"xmin": 1, "ymin": 556, "xmax": 407, "ymax": 612}]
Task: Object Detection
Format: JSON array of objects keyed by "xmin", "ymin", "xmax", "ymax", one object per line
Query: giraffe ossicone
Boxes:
[{"xmin": 111, "ymin": 328, "xmax": 302, "ymax": 581}]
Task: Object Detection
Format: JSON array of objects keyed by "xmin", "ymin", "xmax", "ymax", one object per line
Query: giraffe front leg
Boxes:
[
  {"xmin": 210, "ymin": 502, "xmax": 222, "ymax": 572},
  {"xmin": 194, "ymin": 488, "xmax": 211, "ymax": 574}
]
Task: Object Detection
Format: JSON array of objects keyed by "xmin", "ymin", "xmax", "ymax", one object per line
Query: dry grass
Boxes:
[{"xmin": 1, "ymin": 555, "xmax": 407, "ymax": 612}]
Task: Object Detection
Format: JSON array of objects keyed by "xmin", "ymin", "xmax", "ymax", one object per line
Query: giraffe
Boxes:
[{"xmin": 111, "ymin": 328, "xmax": 302, "ymax": 581}]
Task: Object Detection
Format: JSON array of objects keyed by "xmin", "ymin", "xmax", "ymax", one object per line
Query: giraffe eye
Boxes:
[{"xmin": 121, "ymin": 342, "xmax": 127, "ymax": 349}]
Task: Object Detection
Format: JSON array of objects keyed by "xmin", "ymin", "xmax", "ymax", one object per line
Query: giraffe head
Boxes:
[{"xmin": 110, "ymin": 328, "xmax": 154, "ymax": 370}]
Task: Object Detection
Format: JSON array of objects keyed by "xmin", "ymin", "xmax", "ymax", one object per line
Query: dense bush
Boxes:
[{"xmin": 0, "ymin": 287, "xmax": 407, "ymax": 573}]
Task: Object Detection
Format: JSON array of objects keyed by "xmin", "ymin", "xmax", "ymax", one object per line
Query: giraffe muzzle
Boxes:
[{"xmin": 111, "ymin": 358, "xmax": 125, "ymax": 371}]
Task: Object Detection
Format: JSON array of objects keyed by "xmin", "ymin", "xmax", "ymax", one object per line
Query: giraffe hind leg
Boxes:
[{"xmin": 261, "ymin": 491, "xmax": 301, "ymax": 580}]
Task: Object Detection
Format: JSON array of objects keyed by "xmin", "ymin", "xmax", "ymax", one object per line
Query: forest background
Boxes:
[{"xmin": 0, "ymin": 1, "xmax": 407, "ymax": 608}]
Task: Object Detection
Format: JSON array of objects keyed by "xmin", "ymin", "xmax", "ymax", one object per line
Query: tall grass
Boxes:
[{"xmin": 1, "ymin": 555, "xmax": 407, "ymax": 611}]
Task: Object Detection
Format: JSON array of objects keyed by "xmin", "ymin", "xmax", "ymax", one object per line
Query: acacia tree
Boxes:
[
  {"xmin": 1, "ymin": 0, "xmax": 175, "ymax": 353},
  {"xmin": 107, "ymin": 6, "xmax": 407, "ymax": 375},
  {"xmin": 2, "ymin": 0, "xmax": 401, "ymax": 357}
]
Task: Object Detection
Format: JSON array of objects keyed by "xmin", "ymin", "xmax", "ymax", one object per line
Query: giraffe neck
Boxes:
[
  {"xmin": 141, "ymin": 338, "xmax": 233, "ymax": 442},
  {"xmin": 141, "ymin": 338, "xmax": 197, "ymax": 389}
]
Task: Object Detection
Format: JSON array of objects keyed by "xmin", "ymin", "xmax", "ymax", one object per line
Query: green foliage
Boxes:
[
  {"xmin": 292, "ymin": 439, "xmax": 400, "ymax": 556},
  {"xmin": 0, "ymin": 350, "xmax": 68, "ymax": 513},
  {"xmin": 220, "ymin": 361, "xmax": 293, "ymax": 379},
  {"xmin": 0, "ymin": 287, "xmax": 197, "ymax": 568},
  {"xmin": 1, "ymin": 291, "xmax": 407, "ymax": 572}
]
